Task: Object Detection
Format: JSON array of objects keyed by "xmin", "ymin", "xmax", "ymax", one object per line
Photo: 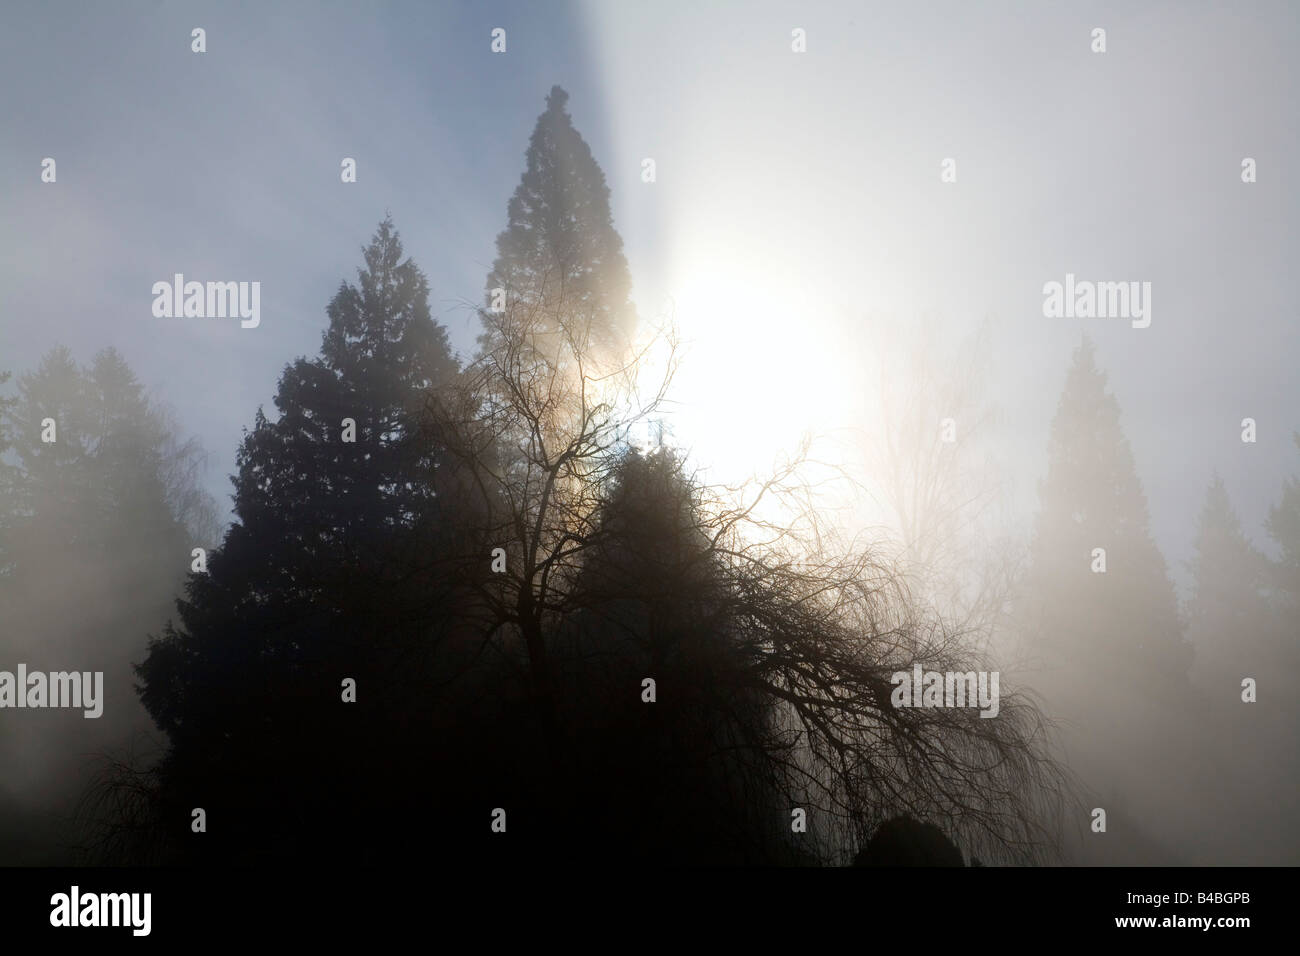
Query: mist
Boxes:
[{"xmin": 1, "ymin": 0, "xmax": 1296, "ymax": 868}]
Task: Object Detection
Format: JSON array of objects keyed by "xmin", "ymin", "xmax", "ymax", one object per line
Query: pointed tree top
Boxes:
[
  {"xmin": 480, "ymin": 84, "xmax": 635, "ymax": 356},
  {"xmin": 1075, "ymin": 332, "xmax": 1097, "ymax": 364}
]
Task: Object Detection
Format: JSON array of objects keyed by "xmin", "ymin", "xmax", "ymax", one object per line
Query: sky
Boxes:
[{"xmin": 3, "ymin": 0, "xmax": 1298, "ymax": 597}]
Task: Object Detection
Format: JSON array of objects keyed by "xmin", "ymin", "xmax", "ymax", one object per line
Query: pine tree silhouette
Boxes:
[{"xmin": 131, "ymin": 220, "xmax": 462, "ymax": 864}]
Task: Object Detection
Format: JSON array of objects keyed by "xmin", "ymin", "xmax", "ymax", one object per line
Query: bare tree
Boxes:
[
  {"xmin": 423, "ymin": 278, "xmax": 680, "ymax": 749},
  {"xmin": 858, "ymin": 315, "xmax": 1022, "ymax": 653},
  {"xmin": 692, "ymin": 460, "xmax": 1072, "ymax": 864},
  {"xmin": 425, "ymin": 293, "xmax": 1073, "ymax": 864}
]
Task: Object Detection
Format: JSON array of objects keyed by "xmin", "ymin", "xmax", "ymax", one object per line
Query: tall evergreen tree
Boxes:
[
  {"xmin": 553, "ymin": 448, "xmax": 793, "ymax": 863},
  {"xmin": 0, "ymin": 367, "xmax": 15, "ymax": 494},
  {"xmin": 130, "ymin": 219, "xmax": 463, "ymax": 864},
  {"xmin": 1260, "ymin": 434, "xmax": 1300, "ymax": 679},
  {"xmin": 433, "ymin": 89, "xmax": 1069, "ymax": 864},
  {"xmin": 1021, "ymin": 338, "xmax": 1190, "ymax": 692},
  {"xmin": 0, "ymin": 366, "xmax": 19, "ymax": 587},
  {"xmin": 0, "ymin": 347, "xmax": 207, "ymax": 863},
  {"xmin": 482, "ymin": 85, "xmax": 636, "ymax": 359},
  {"xmin": 1014, "ymin": 339, "xmax": 1193, "ymax": 865},
  {"xmin": 0, "ymin": 371, "xmax": 9, "ymax": 584},
  {"xmin": 1266, "ymin": 433, "xmax": 1300, "ymax": 605},
  {"xmin": 1185, "ymin": 476, "xmax": 1271, "ymax": 691},
  {"xmin": 1, "ymin": 346, "xmax": 194, "ymax": 704},
  {"xmin": 447, "ymin": 86, "xmax": 652, "ymax": 759}
]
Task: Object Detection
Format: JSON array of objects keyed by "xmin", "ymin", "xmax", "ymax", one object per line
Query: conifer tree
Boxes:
[
  {"xmin": 1266, "ymin": 433, "xmax": 1300, "ymax": 605},
  {"xmin": 0, "ymin": 347, "xmax": 207, "ymax": 862},
  {"xmin": 1185, "ymin": 476, "xmax": 1270, "ymax": 690},
  {"xmin": 1021, "ymin": 338, "xmax": 1190, "ymax": 692},
  {"xmin": 130, "ymin": 219, "xmax": 461, "ymax": 863},
  {"xmin": 482, "ymin": 85, "xmax": 636, "ymax": 360},
  {"xmin": 1260, "ymin": 435, "xmax": 1300, "ymax": 678},
  {"xmin": 0, "ymin": 368, "xmax": 12, "ymax": 581}
]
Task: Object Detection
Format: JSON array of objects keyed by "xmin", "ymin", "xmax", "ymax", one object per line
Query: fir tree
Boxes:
[
  {"xmin": 1266, "ymin": 433, "xmax": 1300, "ymax": 605},
  {"xmin": 482, "ymin": 85, "xmax": 636, "ymax": 360},
  {"xmin": 0, "ymin": 367, "xmax": 13, "ymax": 580},
  {"xmin": 1185, "ymin": 476, "xmax": 1270, "ymax": 691},
  {"xmin": 1021, "ymin": 338, "xmax": 1190, "ymax": 692},
  {"xmin": 131, "ymin": 219, "xmax": 462, "ymax": 863},
  {"xmin": 0, "ymin": 347, "xmax": 206, "ymax": 862},
  {"xmin": 1261, "ymin": 434, "xmax": 1300, "ymax": 677}
]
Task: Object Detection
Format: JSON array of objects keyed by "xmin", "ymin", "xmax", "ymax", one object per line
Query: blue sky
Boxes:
[{"xmin": 1, "ymin": 0, "xmax": 616, "ymax": 514}]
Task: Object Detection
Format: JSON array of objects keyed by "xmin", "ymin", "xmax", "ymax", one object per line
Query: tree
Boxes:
[
  {"xmin": 420, "ymin": 88, "xmax": 1069, "ymax": 865},
  {"xmin": 430, "ymin": 329, "xmax": 1070, "ymax": 864},
  {"xmin": 1015, "ymin": 338, "xmax": 1192, "ymax": 864},
  {"xmin": 1020, "ymin": 337, "xmax": 1190, "ymax": 692},
  {"xmin": 103, "ymin": 92, "xmax": 1069, "ymax": 867},
  {"xmin": 550, "ymin": 447, "xmax": 798, "ymax": 863},
  {"xmin": 1179, "ymin": 472, "xmax": 1297, "ymax": 865},
  {"xmin": 1257, "ymin": 434, "xmax": 1300, "ymax": 679},
  {"xmin": 482, "ymin": 85, "xmax": 637, "ymax": 362},
  {"xmin": 1185, "ymin": 475, "xmax": 1271, "ymax": 691},
  {"xmin": 0, "ymin": 366, "xmax": 16, "ymax": 581},
  {"xmin": 0, "ymin": 346, "xmax": 213, "ymax": 863},
  {"xmin": 428, "ymin": 244, "xmax": 675, "ymax": 766},
  {"xmin": 853, "ymin": 814, "xmax": 966, "ymax": 866},
  {"xmin": 424, "ymin": 87, "xmax": 671, "ymax": 757},
  {"xmin": 117, "ymin": 219, "xmax": 464, "ymax": 864},
  {"xmin": 1267, "ymin": 433, "xmax": 1300, "ymax": 605},
  {"xmin": 859, "ymin": 315, "xmax": 1019, "ymax": 653}
]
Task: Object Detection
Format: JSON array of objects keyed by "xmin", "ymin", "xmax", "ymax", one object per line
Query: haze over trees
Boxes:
[
  {"xmin": 858, "ymin": 315, "xmax": 1019, "ymax": 655},
  {"xmin": 1186, "ymin": 476, "xmax": 1272, "ymax": 692},
  {"xmin": 54, "ymin": 87, "xmax": 1067, "ymax": 867},
  {"xmin": 1020, "ymin": 337, "xmax": 1191, "ymax": 695},
  {"xmin": 0, "ymin": 347, "xmax": 215, "ymax": 864},
  {"xmin": 1011, "ymin": 338, "xmax": 1194, "ymax": 863},
  {"xmin": 3, "ymin": 85, "xmax": 1293, "ymax": 868},
  {"xmin": 104, "ymin": 218, "xmax": 465, "ymax": 864},
  {"xmin": 1006, "ymin": 339, "xmax": 1299, "ymax": 864}
]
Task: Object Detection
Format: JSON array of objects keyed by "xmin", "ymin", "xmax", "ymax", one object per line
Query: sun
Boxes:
[{"xmin": 657, "ymin": 259, "xmax": 861, "ymax": 490}]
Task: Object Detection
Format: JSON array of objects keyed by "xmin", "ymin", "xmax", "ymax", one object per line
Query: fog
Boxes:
[{"xmin": 1, "ymin": 0, "xmax": 1296, "ymax": 866}]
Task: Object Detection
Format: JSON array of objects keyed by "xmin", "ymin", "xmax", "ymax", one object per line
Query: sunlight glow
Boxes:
[{"xmin": 660, "ymin": 253, "xmax": 860, "ymax": 487}]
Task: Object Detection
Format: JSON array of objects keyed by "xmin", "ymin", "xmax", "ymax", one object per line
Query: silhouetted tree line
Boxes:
[
  {"xmin": 82, "ymin": 88, "xmax": 1061, "ymax": 866},
  {"xmin": 7, "ymin": 86, "xmax": 1288, "ymax": 867}
]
